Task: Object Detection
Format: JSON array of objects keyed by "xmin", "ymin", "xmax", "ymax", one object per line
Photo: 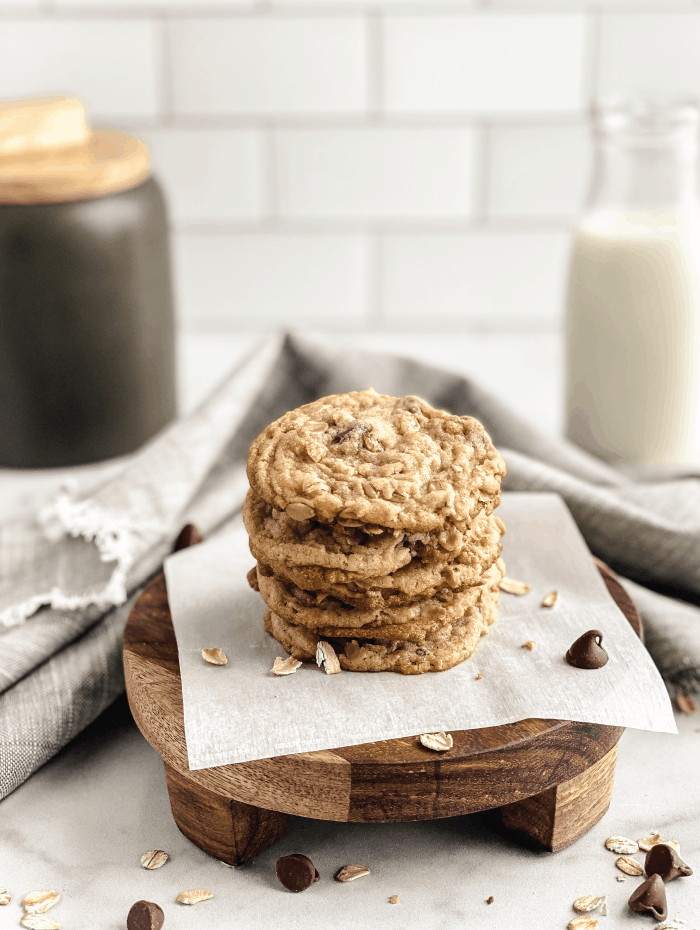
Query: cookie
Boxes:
[
  {"xmin": 264, "ymin": 605, "xmax": 492, "ymax": 675},
  {"xmin": 308, "ymin": 587, "xmax": 499, "ymax": 644},
  {"xmin": 243, "ymin": 490, "xmax": 413, "ymax": 576},
  {"xmin": 264, "ymin": 511, "xmax": 503, "ymax": 607},
  {"xmin": 247, "ymin": 389, "xmax": 506, "ymax": 533},
  {"xmin": 256, "ymin": 558, "xmax": 504, "ymax": 632}
]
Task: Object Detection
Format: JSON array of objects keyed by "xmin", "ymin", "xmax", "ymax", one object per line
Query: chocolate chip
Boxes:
[
  {"xmin": 173, "ymin": 524, "xmax": 203, "ymax": 552},
  {"xmin": 276, "ymin": 854, "xmax": 320, "ymax": 892},
  {"xmin": 628, "ymin": 874, "xmax": 668, "ymax": 921},
  {"xmin": 645, "ymin": 844, "xmax": 693, "ymax": 882},
  {"xmin": 127, "ymin": 900, "xmax": 164, "ymax": 930},
  {"xmin": 565, "ymin": 630, "xmax": 609, "ymax": 669}
]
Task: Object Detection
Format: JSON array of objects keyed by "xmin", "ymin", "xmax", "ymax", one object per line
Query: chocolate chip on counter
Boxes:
[
  {"xmin": 276, "ymin": 854, "xmax": 320, "ymax": 892},
  {"xmin": 628, "ymin": 874, "xmax": 668, "ymax": 921},
  {"xmin": 127, "ymin": 900, "xmax": 164, "ymax": 930},
  {"xmin": 565, "ymin": 630, "xmax": 609, "ymax": 669},
  {"xmin": 645, "ymin": 844, "xmax": 693, "ymax": 882}
]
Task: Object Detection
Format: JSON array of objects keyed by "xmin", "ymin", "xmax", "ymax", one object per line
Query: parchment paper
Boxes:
[{"xmin": 163, "ymin": 493, "xmax": 677, "ymax": 771}]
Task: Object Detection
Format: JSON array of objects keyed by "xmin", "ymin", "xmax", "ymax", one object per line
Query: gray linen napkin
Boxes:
[{"xmin": 1, "ymin": 332, "xmax": 699, "ymax": 800}]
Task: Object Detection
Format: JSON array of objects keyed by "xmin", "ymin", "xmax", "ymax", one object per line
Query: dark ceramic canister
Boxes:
[{"xmin": 0, "ymin": 97, "xmax": 176, "ymax": 468}]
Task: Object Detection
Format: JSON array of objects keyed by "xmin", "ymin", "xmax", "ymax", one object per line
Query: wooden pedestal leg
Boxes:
[
  {"xmin": 499, "ymin": 745, "xmax": 618, "ymax": 852},
  {"xmin": 164, "ymin": 763, "xmax": 289, "ymax": 865}
]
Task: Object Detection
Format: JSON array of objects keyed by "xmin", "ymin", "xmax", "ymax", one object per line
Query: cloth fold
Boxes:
[{"xmin": 1, "ymin": 333, "xmax": 699, "ymax": 800}]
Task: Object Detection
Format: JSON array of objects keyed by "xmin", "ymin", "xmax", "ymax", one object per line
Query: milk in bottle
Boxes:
[{"xmin": 566, "ymin": 102, "xmax": 700, "ymax": 465}]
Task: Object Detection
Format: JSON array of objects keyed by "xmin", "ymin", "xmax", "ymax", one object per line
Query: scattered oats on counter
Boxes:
[
  {"xmin": 141, "ymin": 850, "xmax": 169, "ymax": 870},
  {"xmin": 419, "ymin": 732, "xmax": 453, "ymax": 752},
  {"xmin": 605, "ymin": 836, "xmax": 639, "ymax": 855},
  {"xmin": 573, "ymin": 895, "xmax": 607, "ymax": 916},
  {"xmin": 201, "ymin": 647, "xmax": 228, "ymax": 666},
  {"xmin": 675, "ymin": 695, "xmax": 697, "ymax": 715},
  {"xmin": 638, "ymin": 832, "xmax": 663, "ymax": 851},
  {"xmin": 316, "ymin": 641, "xmax": 341, "ymax": 675},
  {"xmin": 271, "ymin": 656, "xmax": 302, "ymax": 676},
  {"xmin": 616, "ymin": 875, "xmax": 627, "ymax": 882},
  {"xmin": 176, "ymin": 889, "xmax": 213, "ymax": 905},
  {"xmin": 335, "ymin": 865, "xmax": 370, "ymax": 882},
  {"xmin": 499, "ymin": 578, "xmax": 531, "ymax": 596},
  {"xmin": 389, "ymin": 895, "xmax": 400, "ymax": 905},
  {"xmin": 521, "ymin": 640, "xmax": 537, "ymax": 651},
  {"xmin": 20, "ymin": 916, "xmax": 61, "ymax": 930},
  {"xmin": 476, "ymin": 673, "xmax": 483, "ymax": 680},
  {"xmin": 23, "ymin": 891, "xmax": 60, "ymax": 914},
  {"xmin": 616, "ymin": 855, "xmax": 643, "ymax": 876},
  {"xmin": 0, "ymin": 887, "xmax": 9, "ymax": 905},
  {"xmin": 568, "ymin": 917, "xmax": 598, "ymax": 930},
  {"xmin": 541, "ymin": 590, "xmax": 558, "ymax": 608}
]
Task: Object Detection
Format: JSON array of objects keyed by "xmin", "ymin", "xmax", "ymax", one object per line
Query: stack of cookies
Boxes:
[{"xmin": 244, "ymin": 388, "xmax": 507, "ymax": 675}]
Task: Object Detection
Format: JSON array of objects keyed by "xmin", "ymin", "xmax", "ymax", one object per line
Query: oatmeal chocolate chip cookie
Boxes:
[
  {"xmin": 264, "ymin": 606, "xmax": 491, "ymax": 675},
  {"xmin": 306, "ymin": 587, "xmax": 499, "ymax": 644},
  {"xmin": 256, "ymin": 558, "xmax": 504, "ymax": 632},
  {"xmin": 247, "ymin": 388, "xmax": 506, "ymax": 533},
  {"xmin": 243, "ymin": 489, "xmax": 413, "ymax": 576},
  {"xmin": 264, "ymin": 511, "xmax": 502, "ymax": 607},
  {"xmin": 245, "ymin": 487, "xmax": 499, "ymax": 574}
]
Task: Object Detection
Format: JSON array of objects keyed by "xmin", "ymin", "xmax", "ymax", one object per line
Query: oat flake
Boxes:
[
  {"xmin": 202, "ymin": 647, "xmax": 228, "ymax": 666},
  {"xmin": 140, "ymin": 849, "xmax": 169, "ymax": 870},
  {"xmin": 20, "ymin": 916, "xmax": 61, "ymax": 930},
  {"xmin": 605, "ymin": 835, "xmax": 639, "ymax": 855},
  {"xmin": 573, "ymin": 895, "xmax": 607, "ymax": 915},
  {"xmin": 23, "ymin": 891, "xmax": 60, "ymax": 914},
  {"xmin": 271, "ymin": 656, "xmax": 302, "ymax": 676},
  {"xmin": 568, "ymin": 918, "xmax": 598, "ymax": 930},
  {"xmin": 499, "ymin": 578, "xmax": 531, "ymax": 596},
  {"xmin": 419, "ymin": 732, "xmax": 453, "ymax": 752},
  {"xmin": 638, "ymin": 832, "xmax": 663, "ymax": 852},
  {"xmin": 176, "ymin": 889, "xmax": 213, "ymax": 905},
  {"xmin": 616, "ymin": 855, "xmax": 643, "ymax": 876}
]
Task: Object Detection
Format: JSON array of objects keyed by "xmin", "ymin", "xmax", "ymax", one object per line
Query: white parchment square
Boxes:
[{"xmin": 163, "ymin": 493, "xmax": 676, "ymax": 771}]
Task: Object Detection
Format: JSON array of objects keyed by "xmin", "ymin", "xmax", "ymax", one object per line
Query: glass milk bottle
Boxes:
[{"xmin": 566, "ymin": 101, "xmax": 700, "ymax": 465}]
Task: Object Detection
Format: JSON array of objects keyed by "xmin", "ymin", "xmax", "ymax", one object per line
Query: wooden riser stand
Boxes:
[{"xmin": 123, "ymin": 540, "xmax": 638, "ymax": 866}]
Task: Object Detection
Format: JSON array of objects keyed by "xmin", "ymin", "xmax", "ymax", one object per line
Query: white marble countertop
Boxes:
[{"xmin": 1, "ymin": 331, "xmax": 699, "ymax": 930}]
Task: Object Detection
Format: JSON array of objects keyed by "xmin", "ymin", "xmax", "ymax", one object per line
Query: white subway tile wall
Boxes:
[
  {"xmin": 383, "ymin": 15, "xmax": 588, "ymax": 115},
  {"xmin": 1, "ymin": 3, "xmax": 698, "ymax": 331}
]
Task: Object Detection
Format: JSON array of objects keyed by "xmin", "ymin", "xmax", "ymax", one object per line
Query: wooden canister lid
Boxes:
[{"xmin": 0, "ymin": 97, "xmax": 150, "ymax": 205}]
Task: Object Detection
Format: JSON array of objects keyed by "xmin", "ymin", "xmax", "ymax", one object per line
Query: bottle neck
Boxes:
[{"xmin": 588, "ymin": 137, "xmax": 699, "ymax": 213}]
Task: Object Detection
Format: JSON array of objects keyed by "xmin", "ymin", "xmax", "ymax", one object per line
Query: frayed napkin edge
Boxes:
[{"xmin": 0, "ymin": 488, "xmax": 133, "ymax": 629}]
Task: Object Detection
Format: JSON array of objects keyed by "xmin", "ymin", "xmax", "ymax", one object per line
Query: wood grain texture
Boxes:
[
  {"xmin": 165, "ymin": 762, "xmax": 288, "ymax": 866},
  {"xmin": 123, "ymin": 562, "xmax": 638, "ymax": 828},
  {"xmin": 500, "ymin": 744, "xmax": 618, "ymax": 851},
  {"xmin": 593, "ymin": 557, "xmax": 643, "ymax": 640}
]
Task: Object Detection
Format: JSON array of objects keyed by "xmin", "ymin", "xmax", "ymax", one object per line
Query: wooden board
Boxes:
[{"xmin": 123, "ymin": 532, "xmax": 642, "ymax": 862}]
